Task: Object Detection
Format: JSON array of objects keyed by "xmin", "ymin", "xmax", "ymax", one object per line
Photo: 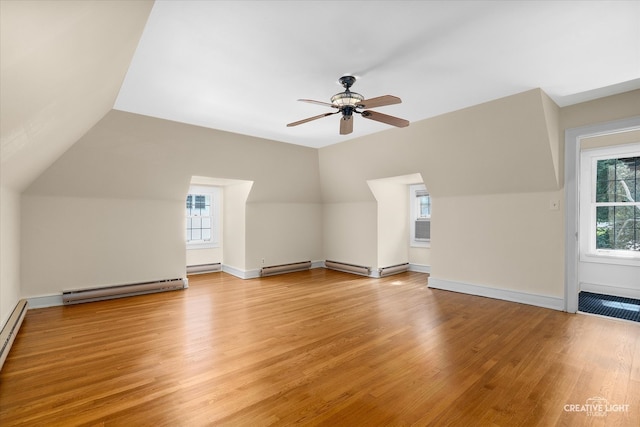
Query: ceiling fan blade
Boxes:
[
  {"xmin": 340, "ymin": 116, "xmax": 353, "ymax": 135},
  {"xmin": 358, "ymin": 95, "xmax": 401, "ymax": 109},
  {"xmin": 298, "ymin": 99, "xmax": 338, "ymax": 108},
  {"xmin": 287, "ymin": 111, "xmax": 338, "ymax": 127},
  {"xmin": 361, "ymin": 110, "xmax": 409, "ymax": 128}
]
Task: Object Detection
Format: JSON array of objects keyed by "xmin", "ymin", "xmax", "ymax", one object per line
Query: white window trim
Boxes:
[
  {"xmin": 564, "ymin": 117, "xmax": 640, "ymax": 313},
  {"xmin": 409, "ymin": 183, "xmax": 431, "ymax": 248},
  {"xmin": 579, "ymin": 143, "xmax": 640, "ymax": 266},
  {"xmin": 186, "ymin": 185, "xmax": 221, "ymax": 250}
]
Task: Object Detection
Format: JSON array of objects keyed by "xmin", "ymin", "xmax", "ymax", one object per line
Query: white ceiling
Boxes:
[{"xmin": 114, "ymin": 0, "xmax": 640, "ymax": 149}]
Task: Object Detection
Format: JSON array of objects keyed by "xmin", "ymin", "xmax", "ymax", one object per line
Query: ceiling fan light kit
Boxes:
[
  {"xmin": 330, "ymin": 91, "xmax": 364, "ymax": 107},
  {"xmin": 287, "ymin": 75, "xmax": 409, "ymax": 135}
]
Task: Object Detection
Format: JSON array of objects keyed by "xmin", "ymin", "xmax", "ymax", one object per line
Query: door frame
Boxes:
[{"xmin": 564, "ymin": 116, "xmax": 640, "ymax": 313}]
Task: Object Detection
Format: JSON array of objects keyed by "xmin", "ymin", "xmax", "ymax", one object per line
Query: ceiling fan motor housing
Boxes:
[
  {"xmin": 338, "ymin": 75, "xmax": 357, "ymax": 89},
  {"xmin": 342, "ymin": 106, "xmax": 354, "ymax": 118}
]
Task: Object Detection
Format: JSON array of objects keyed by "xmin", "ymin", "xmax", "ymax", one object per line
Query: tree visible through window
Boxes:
[{"xmin": 595, "ymin": 156, "xmax": 640, "ymax": 251}]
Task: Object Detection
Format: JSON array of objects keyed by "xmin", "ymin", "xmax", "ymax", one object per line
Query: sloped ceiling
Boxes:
[
  {"xmin": 2, "ymin": 0, "xmax": 639, "ymax": 192},
  {"xmin": 0, "ymin": 0, "xmax": 153, "ymax": 191}
]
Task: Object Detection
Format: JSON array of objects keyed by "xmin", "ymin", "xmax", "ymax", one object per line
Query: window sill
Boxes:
[
  {"xmin": 410, "ymin": 241, "xmax": 431, "ymax": 248},
  {"xmin": 187, "ymin": 242, "xmax": 219, "ymax": 250},
  {"xmin": 580, "ymin": 251, "xmax": 640, "ymax": 267}
]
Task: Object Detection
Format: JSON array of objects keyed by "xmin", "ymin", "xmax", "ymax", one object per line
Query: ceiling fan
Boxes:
[{"xmin": 287, "ymin": 75, "xmax": 410, "ymax": 135}]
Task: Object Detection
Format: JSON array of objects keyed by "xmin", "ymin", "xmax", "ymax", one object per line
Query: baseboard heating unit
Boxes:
[
  {"xmin": 1, "ymin": 299, "xmax": 28, "ymax": 371},
  {"xmin": 261, "ymin": 261, "xmax": 311, "ymax": 277},
  {"xmin": 378, "ymin": 263, "xmax": 410, "ymax": 277},
  {"xmin": 62, "ymin": 278, "xmax": 186, "ymax": 305},
  {"xmin": 324, "ymin": 260, "xmax": 371, "ymax": 276},
  {"xmin": 186, "ymin": 263, "xmax": 222, "ymax": 275}
]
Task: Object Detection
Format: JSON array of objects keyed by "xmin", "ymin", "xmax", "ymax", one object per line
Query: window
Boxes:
[
  {"xmin": 580, "ymin": 143, "xmax": 640, "ymax": 262},
  {"xmin": 186, "ymin": 186, "xmax": 220, "ymax": 249},
  {"xmin": 410, "ymin": 184, "xmax": 431, "ymax": 247}
]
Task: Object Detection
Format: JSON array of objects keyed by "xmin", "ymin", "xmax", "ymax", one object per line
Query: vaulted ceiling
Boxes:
[{"xmin": 2, "ymin": 1, "xmax": 639, "ymax": 191}]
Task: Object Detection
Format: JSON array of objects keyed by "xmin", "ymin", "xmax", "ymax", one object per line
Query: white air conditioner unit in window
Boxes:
[{"xmin": 415, "ymin": 219, "xmax": 430, "ymax": 240}]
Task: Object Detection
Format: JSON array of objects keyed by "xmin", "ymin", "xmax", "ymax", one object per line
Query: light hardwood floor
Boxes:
[{"xmin": 1, "ymin": 269, "xmax": 639, "ymax": 426}]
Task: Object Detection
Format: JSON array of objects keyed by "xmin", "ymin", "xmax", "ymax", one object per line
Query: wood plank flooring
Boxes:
[{"xmin": 1, "ymin": 269, "xmax": 639, "ymax": 426}]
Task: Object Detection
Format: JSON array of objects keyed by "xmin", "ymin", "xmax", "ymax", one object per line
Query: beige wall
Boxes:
[
  {"xmin": 0, "ymin": 187, "xmax": 21, "ymax": 327},
  {"xmin": 0, "ymin": 0, "xmax": 153, "ymax": 192},
  {"xmin": 21, "ymin": 196, "xmax": 186, "ymax": 296},
  {"xmin": 409, "ymin": 246, "xmax": 431, "ymax": 267},
  {"xmin": 223, "ymin": 182, "xmax": 252, "ymax": 272},
  {"xmin": 323, "ymin": 202, "xmax": 377, "ymax": 268},
  {"xmin": 367, "ymin": 174, "xmax": 429, "ymax": 270},
  {"xmin": 581, "ymin": 129, "xmax": 640, "ymax": 150},
  {"xmin": 433, "ymin": 191, "xmax": 565, "ymax": 297},
  {"xmin": 246, "ymin": 203, "xmax": 323, "ymax": 270},
  {"xmin": 317, "ymin": 88, "xmax": 559, "ymax": 200},
  {"xmin": 368, "ymin": 179, "xmax": 409, "ymax": 269},
  {"xmin": 319, "ymin": 89, "xmax": 561, "ymax": 298},
  {"xmin": 11, "ymin": 89, "xmax": 640, "ymax": 307},
  {"xmin": 560, "ymin": 90, "xmax": 640, "ymax": 131},
  {"xmin": 21, "ymin": 111, "xmax": 323, "ymax": 296},
  {"xmin": 0, "ymin": 1, "xmax": 152, "ymax": 318},
  {"xmin": 185, "ymin": 248, "xmax": 222, "ymax": 268}
]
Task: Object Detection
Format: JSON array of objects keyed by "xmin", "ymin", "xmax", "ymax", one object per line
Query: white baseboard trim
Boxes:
[
  {"xmin": 222, "ymin": 264, "xmax": 260, "ymax": 279},
  {"xmin": 409, "ymin": 264, "xmax": 431, "ymax": 274},
  {"xmin": 311, "ymin": 260, "xmax": 325, "ymax": 269},
  {"xmin": 428, "ymin": 277, "xmax": 564, "ymax": 311},
  {"xmin": 27, "ymin": 294, "xmax": 64, "ymax": 309},
  {"xmin": 580, "ymin": 282, "xmax": 640, "ymax": 300}
]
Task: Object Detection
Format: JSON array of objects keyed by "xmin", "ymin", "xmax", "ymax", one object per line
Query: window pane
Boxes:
[
  {"xmin": 617, "ymin": 178, "xmax": 635, "ymax": 202},
  {"xmin": 186, "ymin": 190, "xmax": 216, "ymax": 244},
  {"xmin": 634, "ymin": 157, "xmax": 640, "ymax": 201},
  {"xmin": 616, "ymin": 158, "xmax": 635, "ymax": 179},
  {"xmin": 596, "ymin": 206, "xmax": 639, "ymax": 251},
  {"xmin": 634, "ymin": 210, "xmax": 640, "ymax": 251},
  {"xmin": 596, "ymin": 159, "xmax": 616, "ymax": 202},
  {"xmin": 418, "ymin": 195, "xmax": 430, "ymax": 218},
  {"xmin": 191, "ymin": 217, "xmax": 201, "ymax": 229},
  {"xmin": 596, "ymin": 206, "xmax": 613, "ymax": 249},
  {"xmin": 595, "ymin": 180, "xmax": 616, "ymax": 203},
  {"xmin": 616, "ymin": 206, "xmax": 637, "ymax": 250},
  {"xmin": 195, "ymin": 195, "xmax": 206, "ymax": 209},
  {"xmin": 597, "ymin": 157, "xmax": 640, "ymax": 203}
]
